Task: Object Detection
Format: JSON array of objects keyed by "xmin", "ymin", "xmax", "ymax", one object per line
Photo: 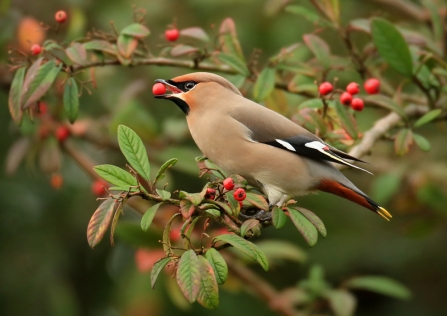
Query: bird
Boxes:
[{"xmin": 153, "ymin": 72, "xmax": 392, "ymax": 221}]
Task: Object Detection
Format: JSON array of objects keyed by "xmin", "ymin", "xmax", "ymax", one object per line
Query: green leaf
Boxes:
[
  {"xmin": 83, "ymin": 40, "xmax": 117, "ymax": 55},
  {"xmin": 87, "ymin": 198, "xmax": 117, "ymax": 248},
  {"xmin": 63, "ymin": 77, "xmax": 79, "ymax": 124},
  {"xmin": 141, "ymin": 202, "xmax": 163, "ymax": 231},
  {"xmin": 205, "ymin": 209, "xmax": 221, "ymax": 217},
  {"xmin": 207, "ymin": 200, "xmax": 233, "ymax": 216},
  {"xmin": 371, "ymin": 18, "xmax": 413, "ymax": 77},
  {"xmin": 413, "ymin": 133, "xmax": 431, "ymax": 151},
  {"xmin": 188, "ymin": 192, "xmax": 205, "ymax": 206},
  {"xmin": 176, "ymin": 249, "xmax": 201, "ymax": 303},
  {"xmin": 298, "ymin": 208, "xmax": 326, "ymax": 237},
  {"xmin": 219, "ymin": 18, "xmax": 245, "ymax": 60},
  {"xmin": 295, "ymin": 108, "xmax": 327, "ymax": 136},
  {"xmin": 334, "ymin": 101, "xmax": 358, "ymax": 140},
  {"xmin": 245, "ymin": 192, "xmax": 269, "ymax": 210},
  {"xmin": 180, "ymin": 199, "xmax": 196, "ymax": 219},
  {"xmin": 303, "ymin": 34, "xmax": 331, "ymax": 69},
  {"xmin": 197, "ymin": 256, "xmax": 219, "ymax": 309},
  {"xmin": 394, "ymin": 128, "xmax": 413, "ymax": 155},
  {"xmin": 256, "ymin": 240, "xmax": 307, "ymax": 263},
  {"xmin": 326, "ymin": 290, "xmax": 357, "ymax": 316},
  {"xmin": 117, "ymin": 125, "xmax": 151, "ymax": 181},
  {"xmin": 298, "ymin": 98, "xmax": 324, "ymax": 110},
  {"xmin": 156, "ymin": 189, "xmax": 171, "ymax": 201},
  {"xmin": 182, "ymin": 216, "xmax": 201, "ymax": 249},
  {"xmin": 8, "ymin": 67, "xmax": 26, "ymax": 125},
  {"xmin": 414, "ymin": 109, "xmax": 442, "ymax": 128},
  {"xmin": 240, "ymin": 219, "xmax": 260, "ymax": 237},
  {"xmin": 213, "ymin": 234, "xmax": 269, "ymax": 271},
  {"xmin": 205, "ymin": 248, "xmax": 228, "ymax": 285},
  {"xmin": 180, "ymin": 27, "xmax": 209, "ymax": 42},
  {"xmin": 163, "ymin": 213, "xmax": 181, "ymax": 256},
  {"xmin": 217, "ymin": 53, "xmax": 249, "ymax": 76},
  {"xmin": 151, "ymin": 257, "xmax": 172, "ymax": 289},
  {"xmin": 21, "ymin": 60, "xmax": 60, "ymax": 109},
  {"xmin": 108, "ymin": 186, "xmax": 138, "ymax": 192},
  {"xmin": 285, "ymin": 5, "xmax": 321, "ymax": 24},
  {"xmin": 65, "ymin": 43, "xmax": 87, "ymax": 66},
  {"xmin": 94, "ymin": 164, "xmax": 137, "ymax": 187},
  {"xmin": 287, "ymin": 207, "xmax": 318, "ymax": 247},
  {"xmin": 225, "ymin": 192, "xmax": 239, "ymax": 217},
  {"xmin": 45, "ymin": 43, "xmax": 73, "ymax": 65},
  {"xmin": 117, "ymin": 34, "xmax": 138, "ymax": 58},
  {"xmin": 155, "ymin": 158, "xmax": 178, "ymax": 183},
  {"xmin": 422, "ymin": 0, "xmax": 443, "ymax": 45},
  {"xmin": 272, "ymin": 206, "xmax": 287, "ymax": 229},
  {"xmin": 253, "ymin": 67, "xmax": 276, "ymax": 101},
  {"xmin": 364, "ymin": 95, "xmax": 407, "ymax": 119},
  {"xmin": 121, "ymin": 23, "xmax": 150, "ymax": 38},
  {"xmin": 170, "ymin": 45, "xmax": 199, "ymax": 57},
  {"xmin": 345, "ymin": 276, "xmax": 411, "ymax": 300}
]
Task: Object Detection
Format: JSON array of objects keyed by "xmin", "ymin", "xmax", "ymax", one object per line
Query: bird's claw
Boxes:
[{"xmin": 240, "ymin": 209, "xmax": 272, "ymax": 223}]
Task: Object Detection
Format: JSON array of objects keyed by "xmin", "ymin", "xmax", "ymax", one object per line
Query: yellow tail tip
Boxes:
[{"xmin": 378, "ymin": 207, "xmax": 392, "ymax": 221}]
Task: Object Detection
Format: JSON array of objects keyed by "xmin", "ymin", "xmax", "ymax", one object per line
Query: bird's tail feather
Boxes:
[{"xmin": 317, "ymin": 180, "xmax": 392, "ymax": 221}]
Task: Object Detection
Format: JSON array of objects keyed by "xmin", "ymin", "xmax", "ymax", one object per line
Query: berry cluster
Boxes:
[
  {"xmin": 318, "ymin": 78, "xmax": 381, "ymax": 112},
  {"xmin": 205, "ymin": 177, "xmax": 247, "ymax": 208}
]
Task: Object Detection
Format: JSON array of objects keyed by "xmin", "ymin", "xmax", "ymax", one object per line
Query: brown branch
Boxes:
[
  {"xmin": 222, "ymin": 252, "xmax": 299, "ymax": 316},
  {"xmin": 72, "ymin": 56, "xmax": 316, "ymax": 98}
]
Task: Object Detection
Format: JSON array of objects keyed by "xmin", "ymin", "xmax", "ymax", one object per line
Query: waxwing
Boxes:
[{"xmin": 154, "ymin": 72, "xmax": 391, "ymax": 221}]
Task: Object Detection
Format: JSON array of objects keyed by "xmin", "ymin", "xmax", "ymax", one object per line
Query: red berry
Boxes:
[
  {"xmin": 340, "ymin": 92, "xmax": 353, "ymax": 106},
  {"xmin": 38, "ymin": 102, "xmax": 48, "ymax": 115},
  {"xmin": 55, "ymin": 10, "xmax": 67, "ymax": 23},
  {"xmin": 223, "ymin": 178, "xmax": 235, "ymax": 191},
  {"xmin": 56, "ymin": 126, "xmax": 70, "ymax": 142},
  {"xmin": 152, "ymin": 83, "xmax": 167, "ymax": 95},
  {"xmin": 351, "ymin": 98, "xmax": 364, "ymax": 111},
  {"xmin": 364, "ymin": 78, "xmax": 380, "ymax": 94},
  {"xmin": 346, "ymin": 82, "xmax": 360, "ymax": 95},
  {"xmin": 205, "ymin": 188, "xmax": 216, "ymax": 199},
  {"xmin": 318, "ymin": 82, "xmax": 333, "ymax": 96},
  {"xmin": 165, "ymin": 28, "xmax": 180, "ymax": 42},
  {"xmin": 92, "ymin": 179, "xmax": 107, "ymax": 196},
  {"xmin": 50, "ymin": 173, "xmax": 63, "ymax": 189},
  {"xmin": 238, "ymin": 201, "xmax": 243, "ymax": 208},
  {"xmin": 31, "ymin": 44, "xmax": 41, "ymax": 55},
  {"xmin": 233, "ymin": 188, "xmax": 246, "ymax": 201}
]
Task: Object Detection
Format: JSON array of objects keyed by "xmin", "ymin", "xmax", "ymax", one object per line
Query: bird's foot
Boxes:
[{"xmin": 240, "ymin": 209, "xmax": 272, "ymax": 223}]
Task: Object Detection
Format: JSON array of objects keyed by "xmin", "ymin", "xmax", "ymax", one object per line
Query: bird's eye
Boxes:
[{"xmin": 184, "ymin": 82, "xmax": 196, "ymax": 90}]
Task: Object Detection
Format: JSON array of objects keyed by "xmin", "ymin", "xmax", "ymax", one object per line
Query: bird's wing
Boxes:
[{"xmin": 229, "ymin": 102, "xmax": 371, "ymax": 174}]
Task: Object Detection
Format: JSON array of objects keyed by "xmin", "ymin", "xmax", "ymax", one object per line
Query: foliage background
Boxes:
[{"xmin": 1, "ymin": 0, "xmax": 447, "ymax": 315}]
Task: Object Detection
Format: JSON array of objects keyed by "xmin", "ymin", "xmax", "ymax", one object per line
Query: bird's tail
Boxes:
[{"xmin": 317, "ymin": 180, "xmax": 392, "ymax": 221}]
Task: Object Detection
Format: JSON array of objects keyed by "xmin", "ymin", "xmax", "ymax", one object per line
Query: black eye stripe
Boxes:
[{"xmin": 168, "ymin": 80, "xmax": 198, "ymax": 92}]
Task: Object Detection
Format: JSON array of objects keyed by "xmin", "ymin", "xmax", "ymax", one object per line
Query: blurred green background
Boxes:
[{"xmin": 1, "ymin": 0, "xmax": 447, "ymax": 315}]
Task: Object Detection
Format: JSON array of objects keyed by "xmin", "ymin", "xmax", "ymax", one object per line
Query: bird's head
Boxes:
[{"xmin": 154, "ymin": 72, "xmax": 242, "ymax": 115}]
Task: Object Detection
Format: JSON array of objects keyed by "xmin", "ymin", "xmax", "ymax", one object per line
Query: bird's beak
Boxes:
[{"xmin": 154, "ymin": 79, "xmax": 183, "ymax": 99}]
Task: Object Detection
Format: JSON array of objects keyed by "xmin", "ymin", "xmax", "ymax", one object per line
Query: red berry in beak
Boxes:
[{"xmin": 152, "ymin": 83, "xmax": 167, "ymax": 95}]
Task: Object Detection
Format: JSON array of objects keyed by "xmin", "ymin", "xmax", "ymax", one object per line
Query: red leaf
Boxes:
[
  {"xmin": 87, "ymin": 198, "xmax": 118, "ymax": 248},
  {"xmin": 117, "ymin": 34, "xmax": 138, "ymax": 59}
]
